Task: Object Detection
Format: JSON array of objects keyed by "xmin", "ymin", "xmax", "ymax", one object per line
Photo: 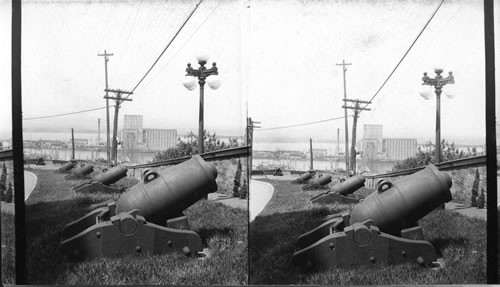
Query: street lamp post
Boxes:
[
  {"xmin": 183, "ymin": 55, "xmax": 220, "ymax": 155},
  {"xmin": 420, "ymin": 68, "xmax": 455, "ymax": 164}
]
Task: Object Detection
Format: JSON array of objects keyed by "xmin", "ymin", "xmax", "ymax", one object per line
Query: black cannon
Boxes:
[
  {"xmin": 291, "ymin": 171, "xmax": 315, "ymax": 184},
  {"xmin": 56, "ymin": 160, "xmax": 77, "ymax": 173},
  {"xmin": 72, "ymin": 165, "xmax": 128, "ymax": 193},
  {"xmin": 64, "ymin": 164, "xmax": 94, "ymax": 180},
  {"xmin": 292, "ymin": 165, "xmax": 452, "ymax": 271},
  {"xmin": 302, "ymin": 174, "xmax": 332, "ymax": 191},
  {"xmin": 61, "ymin": 155, "xmax": 218, "ymax": 261},
  {"xmin": 310, "ymin": 175, "xmax": 365, "ymax": 204}
]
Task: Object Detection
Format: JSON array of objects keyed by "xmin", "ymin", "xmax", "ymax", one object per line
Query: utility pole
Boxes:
[
  {"xmin": 98, "ymin": 50, "xmax": 113, "ymax": 167},
  {"xmin": 309, "ymin": 138, "xmax": 313, "ymax": 170},
  {"xmin": 104, "ymin": 89, "xmax": 133, "ymax": 165},
  {"xmin": 336, "ymin": 59, "xmax": 351, "ymax": 177},
  {"xmin": 247, "ymin": 117, "xmax": 261, "ymax": 180},
  {"xmin": 71, "ymin": 128, "xmax": 75, "ymax": 160},
  {"xmin": 337, "ymin": 128, "xmax": 340, "ymax": 156},
  {"xmin": 342, "ymin": 99, "xmax": 371, "ymax": 175},
  {"xmin": 97, "ymin": 118, "xmax": 100, "ymax": 147}
]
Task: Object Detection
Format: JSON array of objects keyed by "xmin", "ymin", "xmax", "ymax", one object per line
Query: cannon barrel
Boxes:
[
  {"xmin": 350, "ymin": 164, "xmax": 452, "ymax": 236},
  {"xmin": 292, "ymin": 171, "xmax": 314, "ymax": 184},
  {"xmin": 115, "ymin": 155, "xmax": 217, "ymax": 225},
  {"xmin": 298, "ymin": 172, "xmax": 313, "ymax": 182},
  {"xmin": 58, "ymin": 161, "xmax": 76, "ymax": 171},
  {"xmin": 332, "ymin": 175, "xmax": 365, "ymax": 196},
  {"xmin": 93, "ymin": 166, "xmax": 128, "ymax": 186},
  {"xmin": 72, "ymin": 164, "xmax": 94, "ymax": 176},
  {"xmin": 312, "ymin": 174, "xmax": 332, "ymax": 186}
]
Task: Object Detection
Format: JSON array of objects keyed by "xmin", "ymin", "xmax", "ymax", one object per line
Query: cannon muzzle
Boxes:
[
  {"xmin": 350, "ymin": 164, "xmax": 451, "ymax": 236},
  {"xmin": 293, "ymin": 164, "xmax": 452, "ymax": 270},
  {"xmin": 116, "ymin": 154, "xmax": 217, "ymax": 224},
  {"xmin": 310, "ymin": 175, "xmax": 364, "ymax": 204},
  {"xmin": 302, "ymin": 174, "xmax": 332, "ymax": 190},
  {"xmin": 56, "ymin": 161, "xmax": 76, "ymax": 172},
  {"xmin": 65, "ymin": 164, "xmax": 94, "ymax": 180},
  {"xmin": 291, "ymin": 171, "xmax": 314, "ymax": 184},
  {"xmin": 334, "ymin": 175, "xmax": 365, "ymax": 196},
  {"xmin": 72, "ymin": 165, "xmax": 128, "ymax": 193},
  {"xmin": 93, "ymin": 165, "xmax": 128, "ymax": 186},
  {"xmin": 61, "ymin": 155, "xmax": 218, "ymax": 261}
]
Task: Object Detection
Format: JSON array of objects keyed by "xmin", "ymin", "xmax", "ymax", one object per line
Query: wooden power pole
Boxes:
[
  {"xmin": 98, "ymin": 50, "xmax": 113, "ymax": 167},
  {"xmin": 342, "ymin": 99, "xmax": 371, "ymax": 175},
  {"xmin": 247, "ymin": 117, "xmax": 261, "ymax": 178},
  {"xmin": 104, "ymin": 89, "xmax": 133, "ymax": 165},
  {"xmin": 309, "ymin": 138, "xmax": 313, "ymax": 170},
  {"xmin": 336, "ymin": 59, "xmax": 352, "ymax": 177}
]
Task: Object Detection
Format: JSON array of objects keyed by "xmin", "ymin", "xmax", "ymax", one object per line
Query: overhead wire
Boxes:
[
  {"xmin": 23, "ymin": 106, "xmax": 115, "ymax": 120},
  {"xmin": 256, "ymin": 115, "xmax": 353, "ymax": 131},
  {"xmin": 127, "ymin": 0, "xmax": 204, "ymax": 96},
  {"xmin": 358, "ymin": 0, "xmax": 446, "ymax": 114},
  {"xmin": 138, "ymin": 0, "xmax": 224, "ymax": 93},
  {"xmin": 22, "ymin": 1, "xmax": 203, "ymax": 121}
]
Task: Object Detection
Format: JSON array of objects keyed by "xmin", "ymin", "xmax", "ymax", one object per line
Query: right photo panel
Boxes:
[{"xmin": 247, "ymin": 0, "xmax": 488, "ymax": 285}]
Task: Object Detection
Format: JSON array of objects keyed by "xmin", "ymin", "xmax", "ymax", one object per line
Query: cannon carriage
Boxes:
[
  {"xmin": 72, "ymin": 165, "xmax": 128, "ymax": 194},
  {"xmin": 64, "ymin": 164, "xmax": 94, "ymax": 180},
  {"xmin": 291, "ymin": 171, "xmax": 315, "ymax": 184},
  {"xmin": 292, "ymin": 164, "xmax": 452, "ymax": 271},
  {"xmin": 310, "ymin": 175, "xmax": 365, "ymax": 204},
  {"xmin": 302, "ymin": 174, "xmax": 332, "ymax": 191},
  {"xmin": 61, "ymin": 155, "xmax": 218, "ymax": 261}
]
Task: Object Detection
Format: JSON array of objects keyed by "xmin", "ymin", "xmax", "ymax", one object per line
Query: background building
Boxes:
[
  {"xmin": 360, "ymin": 124, "xmax": 417, "ymax": 172},
  {"xmin": 121, "ymin": 114, "xmax": 177, "ymax": 152},
  {"xmin": 382, "ymin": 138, "xmax": 418, "ymax": 161},
  {"xmin": 142, "ymin": 129, "xmax": 177, "ymax": 151}
]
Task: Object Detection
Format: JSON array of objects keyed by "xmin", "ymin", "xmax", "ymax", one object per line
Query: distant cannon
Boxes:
[
  {"xmin": 64, "ymin": 164, "xmax": 94, "ymax": 180},
  {"xmin": 273, "ymin": 168, "xmax": 283, "ymax": 176},
  {"xmin": 72, "ymin": 165, "xmax": 128, "ymax": 193},
  {"xmin": 302, "ymin": 174, "xmax": 332, "ymax": 191},
  {"xmin": 55, "ymin": 160, "xmax": 77, "ymax": 173},
  {"xmin": 310, "ymin": 175, "xmax": 365, "ymax": 204},
  {"xmin": 292, "ymin": 165, "xmax": 452, "ymax": 271},
  {"xmin": 61, "ymin": 155, "xmax": 218, "ymax": 261},
  {"xmin": 291, "ymin": 171, "xmax": 314, "ymax": 184}
]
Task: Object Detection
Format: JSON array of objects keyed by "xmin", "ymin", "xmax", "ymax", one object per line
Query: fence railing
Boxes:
[
  {"xmin": 130, "ymin": 146, "xmax": 251, "ymax": 169},
  {"xmin": 363, "ymin": 155, "xmax": 486, "ymax": 189}
]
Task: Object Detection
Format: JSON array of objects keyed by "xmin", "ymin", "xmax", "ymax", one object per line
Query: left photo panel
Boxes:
[{"xmin": 2, "ymin": 0, "xmax": 249, "ymax": 285}]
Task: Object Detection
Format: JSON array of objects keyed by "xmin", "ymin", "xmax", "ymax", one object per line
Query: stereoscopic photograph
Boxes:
[{"xmin": 1, "ymin": 0, "xmax": 498, "ymax": 285}]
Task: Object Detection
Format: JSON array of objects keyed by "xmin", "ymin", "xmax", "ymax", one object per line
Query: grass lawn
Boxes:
[
  {"xmin": 249, "ymin": 179, "xmax": 486, "ymax": 285},
  {"xmin": 1, "ymin": 212, "xmax": 15, "ymax": 285},
  {"xmin": 12, "ymin": 168, "xmax": 247, "ymax": 285}
]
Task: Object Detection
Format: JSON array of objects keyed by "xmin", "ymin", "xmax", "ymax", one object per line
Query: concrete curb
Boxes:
[{"xmin": 250, "ymin": 179, "xmax": 274, "ymax": 222}]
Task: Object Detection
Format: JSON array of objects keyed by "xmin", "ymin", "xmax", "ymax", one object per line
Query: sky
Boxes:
[{"xmin": 0, "ymin": 0, "xmax": 498, "ymax": 146}]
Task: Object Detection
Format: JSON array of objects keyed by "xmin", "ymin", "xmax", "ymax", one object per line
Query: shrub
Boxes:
[
  {"xmin": 470, "ymin": 169, "xmax": 479, "ymax": 207},
  {"xmin": 233, "ymin": 160, "xmax": 242, "ymax": 197},
  {"xmin": 153, "ymin": 131, "xmax": 240, "ymax": 161}
]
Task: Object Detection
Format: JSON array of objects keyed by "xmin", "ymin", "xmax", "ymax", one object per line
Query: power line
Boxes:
[
  {"xmin": 23, "ymin": 106, "xmax": 114, "ymax": 120},
  {"xmin": 359, "ymin": 0, "xmax": 446, "ymax": 114},
  {"xmin": 128, "ymin": 0, "xmax": 204, "ymax": 95},
  {"xmin": 256, "ymin": 115, "xmax": 352, "ymax": 131},
  {"xmin": 139, "ymin": 0, "xmax": 223, "ymax": 93},
  {"xmin": 21, "ymin": 0, "xmax": 205, "ymax": 121}
]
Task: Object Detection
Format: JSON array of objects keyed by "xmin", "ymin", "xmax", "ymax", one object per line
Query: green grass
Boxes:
[
  {"xmin": 1, "ymin": 212, "xmax": 15, "ymax": 285},
  {"xmin": 19, "ymin": 169, "xmax": 247, "ymax": 285},
  {"xmin": 249, "ymin": 179, "xmax": 486, "ymax": 285}
]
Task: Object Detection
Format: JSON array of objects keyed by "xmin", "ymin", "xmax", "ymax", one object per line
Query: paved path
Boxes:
[
  {"xmin": 249, "ymin": 179, "xmax": 274, "ymax": 222},
  {"xmin": 0, "ymin": 171, "xmax": 37, "ymax": 215},
  {"xmin": 445, "ymin": 201, "xmax": 486, "ymax": 220},
  {"xmin": 207, "ymin": 192, "xmax": 248, "ymax": 210}
]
